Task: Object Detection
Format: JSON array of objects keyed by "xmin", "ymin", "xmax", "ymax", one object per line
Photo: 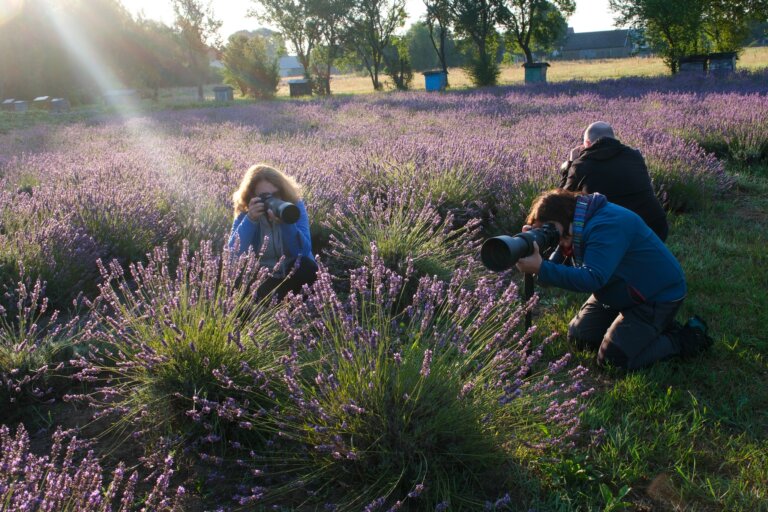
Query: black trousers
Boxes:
[
  {"xmin": 568, "ymin": 295, "xmax": 683, "ymax": 370},
  {"xmin": 256, "ymin": 256, "xmax": 318, "ymax": 300}
]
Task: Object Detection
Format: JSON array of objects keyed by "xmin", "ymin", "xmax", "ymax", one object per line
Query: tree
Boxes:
[
  {"xmin": 500, "ymin": 0, "xmax": 575, "ymax": 64},
  {"xmin": 171, "ymin": 0, "xmax": 222, "ymax": 101},
  {"xmin": 423, "ymin": 0, "xmax": 451, "ymax": 79},
  {"xmin": 0, "ymin": 0, "xmax": 149, "ymax": 103},
  {"xmin": 610, "ymin": 0, "xmax": 768, "ymax": 72},
  {"xmin": 310, "ymin": 0, "xmax": 353, "ymax": 95},
  {"xmin": 405, "ymin": 22, "xmax": 441, "ymax": 70},
  {"xmin": 231, "ymin": 28, "xmax": 288, "ymax": 59},
  {"xmin": 129, "ymin": 18, "xmax": 195, "ymax": 100},
  {"xmin": 221, "ymin": 33, "xmax": 280, "ymax": 98},
  {"xmin": 526, "ymin": 1, "xmax": 570, "ymax": 56},
  {"xmin": 383, "ymin": 35, "xmax": 414, "ymax": 90},
  {"xmin": 611, "ymin": 0, "xmax": 704, "ymax": 72},
  {"xmin": 701, "ymin": 0, "xmax": 764, "ymax": 52},
  {"xmin": 449, "ymin": 0, "xmax": 505, "ymax": 86},
  {"xmin": 346, "ymin": 0, "xmax": 407, "ymax": 90},
  {"xmin": 250, "ymin": 0, "xmax": 321, "ymax": 78}
]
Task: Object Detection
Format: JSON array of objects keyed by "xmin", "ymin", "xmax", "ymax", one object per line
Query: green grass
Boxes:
[{"xmin": 526, "ymin": 169, "xmax": 768, "ymax": 511}]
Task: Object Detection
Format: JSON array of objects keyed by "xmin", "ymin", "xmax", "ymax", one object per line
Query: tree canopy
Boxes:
[
  {"xmin": 500, "ymin": 0, "xmax": 575, "ymax": 64},
  {"xmin": 611, "ymin": 0, "xmax": 768, "ymax": 72}
]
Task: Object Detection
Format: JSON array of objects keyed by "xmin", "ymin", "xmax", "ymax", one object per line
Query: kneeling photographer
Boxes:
[
  {"xmin": 483, "ymin": 189, "xmax": 711, "ymax": 370},
  {"xmin": 228, "ymin": 164, "xmax": 317, "ymax": 299}
]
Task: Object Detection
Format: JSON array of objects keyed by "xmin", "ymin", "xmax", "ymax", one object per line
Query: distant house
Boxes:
[
  {"xmin": 560, "ymin": 29, "xmax": 634, "ymax": 60},
  {"xmin": 279, "ymin": 56, "xmax": 305, "ymax": 77}
]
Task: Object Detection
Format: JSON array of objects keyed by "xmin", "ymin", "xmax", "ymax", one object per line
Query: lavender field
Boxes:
[{"xmin": 1, "ymin": 71, "xmax": 767, "ymax": 511}]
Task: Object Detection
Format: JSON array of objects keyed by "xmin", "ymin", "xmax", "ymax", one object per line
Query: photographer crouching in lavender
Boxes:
[
  {"xmin": 560, "ymin": 121, "xmax": 669, "ymax": 242},
  {"xmin": 482, "ymin": 189, "xmax": 712, "ymax": 370},
  {"xmin": 228, "ymin": 164, "xmax": 317, "ymax": 299}
]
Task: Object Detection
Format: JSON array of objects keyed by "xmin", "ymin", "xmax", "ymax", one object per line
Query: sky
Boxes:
[{"xmin": 123, "ymin": 0, "xmax": 620, "ymax": 42}]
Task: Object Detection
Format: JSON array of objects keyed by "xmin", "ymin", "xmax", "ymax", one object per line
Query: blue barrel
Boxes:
[{"xmin": 423, "ymin": 70, "xmax": 447, "ymax": 92}]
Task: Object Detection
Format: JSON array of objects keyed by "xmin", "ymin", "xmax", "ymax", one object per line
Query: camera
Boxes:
[
  {"xmin": 480, "ymin": 223, "xmax": 560, "ymax": 271},
  {"xmin": 258, "ymin": 193, "xmax": 300, "ymax": 224}
]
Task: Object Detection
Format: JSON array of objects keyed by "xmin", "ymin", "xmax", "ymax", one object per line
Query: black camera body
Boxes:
[
  {"xmin": 480, "ymin": 223, "xmax": 560, "ymax": 271},
  {"xmin": 258, "ymin": 193, "xmax": 300, "ymax": 224}
]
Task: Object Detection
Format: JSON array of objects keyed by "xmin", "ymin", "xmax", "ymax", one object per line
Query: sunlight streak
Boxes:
[
  {"xmin": 40, "ymin": 0, "xmax": 184, "ymax": 181},
  {"xmin": 0, "ymin": 0, "xmax": 24, "ymax": 26}
]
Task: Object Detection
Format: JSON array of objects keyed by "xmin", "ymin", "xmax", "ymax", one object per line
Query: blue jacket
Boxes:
[
  {"xmin": 228, "ymin": 200, "xmax": 315, "ymax": 262},
  {"xmin": 538, "ymin": 201, "xmax": 686, "ymax": 309}
]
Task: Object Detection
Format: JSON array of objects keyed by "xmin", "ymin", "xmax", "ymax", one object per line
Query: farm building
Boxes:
[{"xmin": 560, "ymin": 29, "xmax": 634, "ymax": 60}]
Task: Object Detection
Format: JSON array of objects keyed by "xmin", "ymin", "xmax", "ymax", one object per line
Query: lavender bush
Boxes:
[
  {"xmin": 0, "ymin": 423, "xmax": 184, "ymax": 511},
  {"xmin": 326, "ymin": 188, "xmax": 482, "ymax": 283},
  {"xmin": 70, "ymin": 242, "xmax": 289, "ymax": 448},
  {"xmin": 0, "ymin": 70, "xmax": 765, "ymax": 508},
  {"xmin": 1, "ymin": 72, "xmax": 764, "ymax": 298},
  {"xmin": 0, "ymin": 188, "xmax": 101, "ymax": 307},
  {"xmin": 212, "ymin": 248, "xmax": 591, "ymax": 509},
  {"xmin": 0, "ymin": 275, "xmax": 80, "ymax": 407}
]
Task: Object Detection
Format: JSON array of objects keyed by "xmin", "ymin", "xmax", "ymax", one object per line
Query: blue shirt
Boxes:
[
  {"xmin": 228, "ymin": 200, "xmax": 315, "ymax": 262},
  {"xmin": 538, "ymin": 202, "xmax": 686, "ymax": 309}
]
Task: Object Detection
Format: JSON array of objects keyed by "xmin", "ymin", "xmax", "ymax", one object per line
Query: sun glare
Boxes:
[
  {"xmin": 0, "ymin": 0, "xmax": 24, "ymax": 26},
  {"xmin": 39, "ymin": 0, "xmax": 180, "ymax": 179}
]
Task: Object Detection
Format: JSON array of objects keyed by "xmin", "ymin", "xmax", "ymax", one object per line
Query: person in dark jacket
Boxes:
[
  {"xmin": 516, "ymin": 189, "xmax": 712, "ymax": 370},
  {"xmin": 560, "ymin": 121, "xmax": 669, "ymax": 241},
  {"xmin": 229, "ymin": 164, "xmax": 317, "ymax": 299}
]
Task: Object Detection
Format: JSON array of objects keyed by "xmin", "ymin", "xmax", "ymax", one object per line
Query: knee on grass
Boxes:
[
  {"xmin": 597, "ymin": 343, "xmax": 630, "ymax": 370},
  {"xmin": 567, "ymin": 321, "xmax": 603, "ymax": 352}
]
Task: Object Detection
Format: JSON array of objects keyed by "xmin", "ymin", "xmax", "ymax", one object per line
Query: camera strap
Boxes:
[
  {"xmin": 572, "ymin": 196, "xmax": 590, "ymax": 266},
  {"xmin": 572, "ymin": 193, "xmax": 607, "ymax": 266}
]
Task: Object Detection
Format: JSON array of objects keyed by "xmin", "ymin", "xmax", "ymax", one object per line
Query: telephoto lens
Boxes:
[
  {"xmin": 480, "ymin": 223, "xmax": 560, "ymax": 271},
  {"xmin": 259, "ymin": 193, "xmax": 300, "ymax": 224}
]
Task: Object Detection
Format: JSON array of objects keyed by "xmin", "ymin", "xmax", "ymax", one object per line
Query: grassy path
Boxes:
[{"xmin": 532, "ymin": 170, "xmax": 768, "ymax": 510}]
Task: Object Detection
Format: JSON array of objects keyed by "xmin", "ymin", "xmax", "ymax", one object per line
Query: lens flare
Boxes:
[
  {"xmin": 39, "ymin": 0, "xmax": 181, "ymax": 179},
  {"xmin": 0, "ymin": 0, "xmax": 24, "ymax": 26}
]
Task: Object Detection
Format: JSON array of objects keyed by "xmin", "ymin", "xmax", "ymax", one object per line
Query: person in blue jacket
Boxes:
[
  {"xmin": 515, "ymin": 188, "xmax": 712, "ymax": 370},
  {"xmin": 229, "ymin": 164, "xmax": 317, "ymax": 298}
]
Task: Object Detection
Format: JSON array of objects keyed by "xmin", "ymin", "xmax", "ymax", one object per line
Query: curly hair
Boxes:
[
  {"xmin": 526, "ymin": 188, "xmax": 578, "ymax": 234},
  {"xmin": 232, "ymin": 164, "xmax": 302, "ymax": 216}
]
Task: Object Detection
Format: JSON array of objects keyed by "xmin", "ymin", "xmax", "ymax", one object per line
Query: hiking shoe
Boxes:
[
  {"xmin": 677, "ymin": 315, "xmax": 714, "ymax": 358},
  {"xmin": 686, "ymin": 315, "xmax": 709, "ymax": 334}
]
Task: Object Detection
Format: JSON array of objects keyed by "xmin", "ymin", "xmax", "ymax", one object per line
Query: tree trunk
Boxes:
[
  {"xmin": 523, "ymin": 45, "xmax": 534, "ymax": 64},
  {"xmin": 324, "ymin": 62, "xmax": 333, "ymax": 95},
  {"xmin": 372, "ymin": 52, "xmax": 382, "ymax": 90},
  {"xmin": 197, "ymin": 82, "xmax": 204, "ymax": 101},
  {"xmin": 439, "ymin": 28, "xmax": 448, "ymax": 86}
]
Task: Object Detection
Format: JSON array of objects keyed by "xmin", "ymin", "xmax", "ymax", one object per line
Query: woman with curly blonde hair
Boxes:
[{"xmin": 228, "ymin": 164, "xmax": 317, "ymax": 297}]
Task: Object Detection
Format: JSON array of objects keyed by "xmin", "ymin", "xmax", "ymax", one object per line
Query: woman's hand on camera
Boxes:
[
  {"xmin": 516, "ymin": 241, "xmax": 542, "ymax": 274},
  {"xmin": 247, "ymin": 197, "xmax": 266, "ymax": 222}
]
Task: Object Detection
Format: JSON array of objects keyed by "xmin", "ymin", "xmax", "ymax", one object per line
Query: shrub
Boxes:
[
  {"xmin": 0, "ymin": 190, "xmax": 102, "ymax": 308},
  {"xmin": 224, "ymin": 248, "xmax": 590, "ymax": 509},
  {"xmin": 222, "ymin": 34, "xmax": 281, "ymax": 99},
  {"xmin": 384, "ymin": 37, "xmax": 414, "ymax": 91},
  {"xmin": 62, "ymin": 183, "xmax": 181, "ymax": 267},
  {"xmin": 0, "ymin": 274, "xmax": 81, "ymax": 409},
  {"xmin": 642, "ymin": 135, "xmax": 730, "ymax": 212},
  {"xmin": 0, "ymin": 424, "xmax": 184, "ymax": 511},
  {"xmin": 71, "ymin": 241, "xmax": 290, "ymax": 448},
  {"xmin": 465, "ymin": 52, "xmax": 500, "ymax": 87},
  {"xmin": 325, "ymin": 189, "xmax": 482, "ymax": 283}
]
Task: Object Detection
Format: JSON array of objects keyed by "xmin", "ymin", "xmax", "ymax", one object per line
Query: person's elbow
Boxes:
[{"xmin": 573, "ymin": 268, "xmax": 609, "ymax": 293}]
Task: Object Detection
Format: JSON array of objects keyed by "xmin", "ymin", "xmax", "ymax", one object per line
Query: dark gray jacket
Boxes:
[{"xmin": 560, "ymin": 137, "xmax": 668, "ymax": 241}]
